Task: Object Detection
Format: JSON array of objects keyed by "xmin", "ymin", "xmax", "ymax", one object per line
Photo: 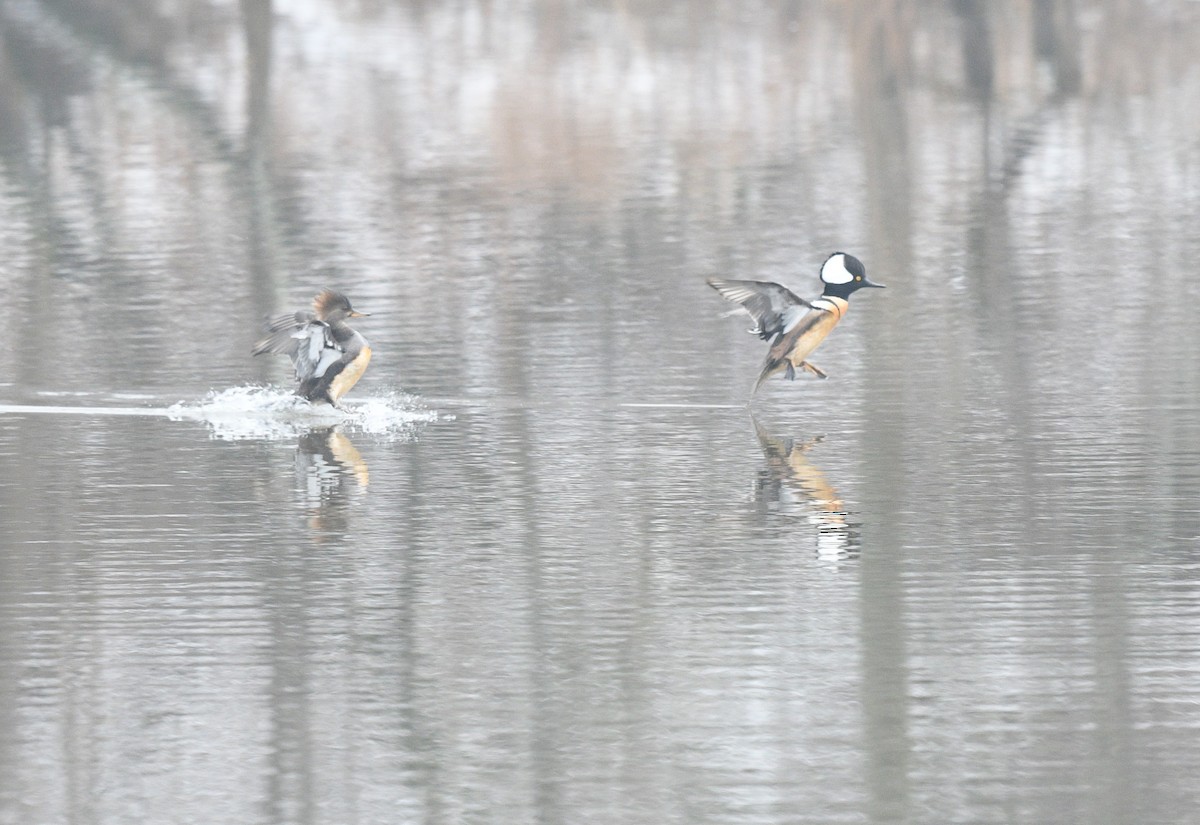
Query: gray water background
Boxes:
[{"xmin": 2, "ymin": 2, "xmax": 1200, "ymax": 823}]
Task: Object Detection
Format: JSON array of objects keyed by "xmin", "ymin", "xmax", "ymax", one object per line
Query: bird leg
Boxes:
[{"xmin": 798, "ymin": 361, "xmax": 828, "ymax": 379}]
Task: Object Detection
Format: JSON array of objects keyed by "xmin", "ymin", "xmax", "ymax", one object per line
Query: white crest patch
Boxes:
[{"xmin": 820, "ymin": 253, "xmax": 853, "ymax": 285}]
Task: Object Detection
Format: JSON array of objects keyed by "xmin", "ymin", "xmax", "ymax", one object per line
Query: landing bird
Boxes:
[
  {"xmin": 252, "ymin": 289, "xmax": 372, "ymax": 406},
  {"xmin": 708, "ymin": 252, "xmax": 884, "ymax": 395}
]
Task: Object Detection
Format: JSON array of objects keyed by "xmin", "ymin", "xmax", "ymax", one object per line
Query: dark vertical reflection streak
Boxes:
[
  {"xmin": 264, "ymin": 558, "xmax": 315, "ymax": 825},
  {"xmin": 848, "ymin": 3, "xmax": 914, "ymax": 821},
  {"xmin": 241, "ymin": 0, "xmax": 281, "ymax": 348},
  {"xmin": 1034, "ymin": 0, "xmax": 1083, "ymax": 96},
  {"xmin": 496, "ymin": 341, "xmax": 559, "ymax": 825},
  {"xmin": 395, "ymin": 443, "xmax": 436, "ymax": 825},
  {"xmin": 956, "ymin": 0, "xmax": 994, "ymax": 101},
  {"xmin": 1088, "ymin": 572, "xmax": 1135, "ymax": 825},
  {"xmin": 240, "ymin": 9, "xmax": 312, "ymax": 810}
]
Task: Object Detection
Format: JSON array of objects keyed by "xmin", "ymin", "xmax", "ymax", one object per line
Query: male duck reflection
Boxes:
[
  {"xmin": 252, "ymin": 289, "xmax": 372, "ymax": 407},
  {"xmin": 751, "ymin": 415, "xmax": 858, "ymax": 558},
  {"xmin": 708, "ymin": 252, "xmax": 884, "ymax": 396}
]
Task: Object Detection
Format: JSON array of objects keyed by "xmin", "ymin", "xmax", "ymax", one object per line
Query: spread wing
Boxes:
[
  {"xmin": 707, "ymin": 278, "xmax": 815, "ymax": 341},
  {"xmin": 252, "ymin": 310, "xmax": 343, "ymax": 382},
  {"xmin": 252, "ymin": 310, "xmax": 316, "ymax": 358}
]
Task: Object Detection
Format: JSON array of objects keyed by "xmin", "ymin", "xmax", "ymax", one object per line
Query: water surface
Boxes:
[{"xmin": 2, "ymin": 2, "xmax": 1200, "ymax": 824}]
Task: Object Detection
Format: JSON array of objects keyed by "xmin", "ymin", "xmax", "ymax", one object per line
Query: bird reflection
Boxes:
[
  {"xmin": 751, "ymin": 414, "xmax": 859, "ymax": 559},
  {"xmin": 296, "ymin": 427, "xmax": 369, "ymax": 536}
]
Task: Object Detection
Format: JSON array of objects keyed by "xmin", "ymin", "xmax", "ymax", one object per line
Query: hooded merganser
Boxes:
[
  {"xmin": 751, "ymin": 415, "xmax": 857, "ymax": 557},
  {"xmin": 251, "ymin": 289, "xmax": 372, "ymax": 406},
  {"xmin": 708, "ymin": 252, "xmax": 884, "ymax": 395}
]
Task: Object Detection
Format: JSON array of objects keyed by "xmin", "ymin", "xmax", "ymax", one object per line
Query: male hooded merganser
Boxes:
[
  {"xmin": 251, "ymin": 289, "xmax": 372, "ymax": 406},
  {"xmin": 708, "ymin": 252, "xmax": 883, "ymax": 395}
]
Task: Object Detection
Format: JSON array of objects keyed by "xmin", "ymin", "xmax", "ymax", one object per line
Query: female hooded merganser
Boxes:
[
  {"xmin": 708, "ymin": 252, "xmax": 883, "ymax": 395},
  {"xmin": 251, "ymin": 289, "xmax": 372, "ymax": 406}
]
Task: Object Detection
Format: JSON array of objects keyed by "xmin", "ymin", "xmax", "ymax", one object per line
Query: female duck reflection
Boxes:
[
  {"xmin": 751, "ymin": 414, "xmax": 859, "ymax": 558},
  {"xmin": 297, "ymin": 427, "xmax": 369, "ymax": 536}
]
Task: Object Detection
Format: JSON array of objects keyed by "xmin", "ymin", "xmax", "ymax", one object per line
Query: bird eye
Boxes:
[{"xmin": 855, "ymin": 275, "xmax": 862, "ymax": 281}]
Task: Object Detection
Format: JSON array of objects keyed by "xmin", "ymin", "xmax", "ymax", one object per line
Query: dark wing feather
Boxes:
[
  {"xmin": 291, "ymin": 322, "xmax": 344, "ymax": 384},
  {"xmin": 252, "ymin": 310, "xmax": 345, "ymax": 385},
  {"xmin": 707, "ymin": 278, "xmax": 814, "ymax": 341},
  {"xmin": 251, "ymin": 310, "xmax": 317, "ymax": 357}
]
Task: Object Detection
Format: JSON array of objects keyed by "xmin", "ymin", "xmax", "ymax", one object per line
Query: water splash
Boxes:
[{"xmin": 167, "ymin": 385, "xmax": 441, "ymax": 441}]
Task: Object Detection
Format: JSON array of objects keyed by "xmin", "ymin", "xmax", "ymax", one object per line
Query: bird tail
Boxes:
[
  {"xmin": 752, "ymin": 359, "xmax": 783, "ymax": 396},
  {"xmin": 753, "ymin": 354, "xmax": 802, "ymax": 395}
]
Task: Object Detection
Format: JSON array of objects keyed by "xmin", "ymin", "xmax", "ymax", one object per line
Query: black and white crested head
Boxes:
[
  {"xmin": 313, "ymin": 289, "xmax": 360, "ymax": 322},
  {"xmin": 819, "ymin": 252, "xmax": 864, "ymax": 285},
  {"xmin": 819, "ymin": 252, "xmax": 884, "ymax": 297}
]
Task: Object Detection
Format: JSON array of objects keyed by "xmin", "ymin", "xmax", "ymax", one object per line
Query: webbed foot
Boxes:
[{"xmin": 799, "ymin": 361, "xmax": 828, "ymax": 379}]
